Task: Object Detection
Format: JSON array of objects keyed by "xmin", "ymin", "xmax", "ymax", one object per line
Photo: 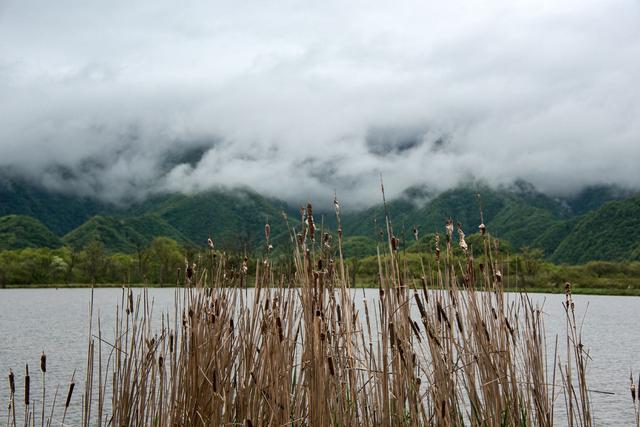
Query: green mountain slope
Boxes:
[
  {"xmin": 551, "ymin": 197, "xmax": 640, "ymax": 263},
  {"xmin": 0, "ymin": 215, "xmax": 62, "ymax": 250},
  {"xmin": 1, "ymin": 175, "xmax": 639, "ymax": 264},
  {"xmin": 127, "ymin": 189, "xmax": 293, "ymax": 250},
  {"xmin": 0, "ymin": 175, "xmax": 115, "ymax": 235},
  {"xmin": 63, "ymin": 214, "xmax": 191, "ymax": 252}
]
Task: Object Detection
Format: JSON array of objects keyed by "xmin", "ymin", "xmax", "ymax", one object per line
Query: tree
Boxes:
[
  {"xmin": 147, "ymin": 237, "xmax": 183, "ymax": 285},
  {"xmin": 80, "ymin": 239, "xmax": 107, "ymax": 283}
]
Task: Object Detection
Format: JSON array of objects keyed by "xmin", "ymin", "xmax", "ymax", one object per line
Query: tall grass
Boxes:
[{"xmin": 5, "ymin": 198, "xmax": 593, "ymax": 426}]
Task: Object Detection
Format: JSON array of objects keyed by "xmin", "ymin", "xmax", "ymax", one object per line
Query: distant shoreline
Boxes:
[{"xmin": 2, "ymin": 283, "xmax": 639, "ymax": 296}]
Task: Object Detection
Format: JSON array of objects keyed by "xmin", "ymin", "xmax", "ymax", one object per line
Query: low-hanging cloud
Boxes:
[{"xmin": 1, "ymin": 0, "xmax": 639, "ymax": 208}]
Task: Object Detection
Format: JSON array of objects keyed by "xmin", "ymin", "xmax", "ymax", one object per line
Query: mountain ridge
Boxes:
[{"xmin": 0, "ymin": 175, "xmax": 637, "ymax": 263}]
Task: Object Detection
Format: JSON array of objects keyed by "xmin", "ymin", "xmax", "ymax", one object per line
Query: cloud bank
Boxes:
[{"xmin": 1, "ymin": 0, "xmax": 639, "ymax": 207}]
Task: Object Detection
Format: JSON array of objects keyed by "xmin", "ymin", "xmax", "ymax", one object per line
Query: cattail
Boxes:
[
  {"xmin": 479, "ymin": 223, "xmax": 486, "ymax": 235},
  {"xmin": 40, "ymin": 352, "xmax": 46, "ymax": 373},
  {"xmin": 306, "ymin": 203, "xmax": 315, "ymax": 241},
  {"xmin": 323, "ymin": 232, "xmax": 331, "ymax": 248},
  {"xmin": 631, "ymin": 372, "xmax": 636, "ymax": 402},
  {"xmin": 65, "ymin": 381, "xmax": 75, "ymax": 408},
  {"xmin": 9, "ymin": 369, "xmax": 15, "ymax": 395},
  {"xmin": 333, "ymin": 196, "xmax": 340, "ymax": 214},
  {"xmin": 276, "ymin": 317, "xmax": 284, "ymax": 342},
  {"xmin": 412, "ymin": 226, "xmax": 419, "ymax": 241},
  {"xmin": 434, "ymin": 233, "xmax": 441, "ymax": 261},
  {"xmin": 264, "ymin": 223, "xmax": 270, "ymax": 241},
  {"xmin": 207, "ymin": 237, "xmax": 214, "ymax": 249},
  {"xmin": 445, "ymin": 219, "xmax": 454, "ymax": 241},
  {"xmin": 25, "ymin": 364, "xmax": 30, "ymax": 406},
  {"xmin": 337, "ymin": 227, "xmax": 343, "ymax": 240},
  {"xmin": 391, "ymin": 236, "xmax": 399, "ymax": 252},
  {"xmin": 186, "ymin": 264, "xmax": 194, "ymax": 281},
  {"xmin": 457, "ymin": 223, "xmax": 468, "ymax": 253}
]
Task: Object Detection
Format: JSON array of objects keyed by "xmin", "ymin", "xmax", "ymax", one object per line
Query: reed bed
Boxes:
[{"xmin": 5, "ymin": 199, "xmax": 594, "ymax": 426}]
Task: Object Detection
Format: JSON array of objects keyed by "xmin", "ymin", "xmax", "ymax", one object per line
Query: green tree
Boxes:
[
  {"xmin": 147, "ymin": 237, "xmax": 183, "ymax": 285},
  {"xmin": 80, "ymin": 240, "xmax": 107, "ymax": 283}
]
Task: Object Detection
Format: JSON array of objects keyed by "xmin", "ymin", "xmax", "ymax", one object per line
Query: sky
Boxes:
[{"xmin": 1, "ymin": 0, "xmax": 639, "ymax": 207}]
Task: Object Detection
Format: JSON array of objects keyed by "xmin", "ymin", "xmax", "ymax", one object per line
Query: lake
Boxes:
[{"xmin": 0, "ymin": 288, "xmax": 637, "ymax": 425}]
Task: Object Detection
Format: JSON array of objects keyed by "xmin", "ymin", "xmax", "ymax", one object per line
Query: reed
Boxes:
[{"xmin": 3, "ymin": 197, "xmax": 595, "ymax": 426}]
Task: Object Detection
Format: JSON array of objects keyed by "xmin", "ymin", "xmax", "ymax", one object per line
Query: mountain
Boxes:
[
  {"xmin": 124, "ymin": 188, "xmax": 295, "ymax": 250},
  {"xmin": 0, "ymin": 215, "xmax": 62, "ymax": 250},
  {"xmin": 551, "ymin": 196, "xmax": 640, "ymax": 263},
  {"xmin": 0, "ymin": 175, "xmax": 115, "ymax": 235},
  {"xmin": 62, "ymin": 214, "xmax": 192, "ymax": 252},
  {"xmin": 337, "ymin": 183, "xmax": 566, "ymax": 243},
  {"xmin": 0, "ymin": 174, "xmax": 638, "ymax": 264}
]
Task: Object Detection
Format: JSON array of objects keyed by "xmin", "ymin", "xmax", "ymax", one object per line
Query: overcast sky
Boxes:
[{"xmin": 1, "ymin": 0, "xmax": 639, "ymax": 207}]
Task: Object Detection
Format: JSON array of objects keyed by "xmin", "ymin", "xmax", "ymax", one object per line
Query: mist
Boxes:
[{"xmin": 1, "ymin": 0, "xmax": 639, "ymax": 208}]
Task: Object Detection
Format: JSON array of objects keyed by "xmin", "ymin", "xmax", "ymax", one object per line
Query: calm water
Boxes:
[{"xmin": 0, "ymin": 288, "xmax": 637, "ymax": 425}]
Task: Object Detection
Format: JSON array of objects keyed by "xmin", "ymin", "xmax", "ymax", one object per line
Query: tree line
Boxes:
[{"xmin": 0, "ymin": 237, "xmax": 194, "ymax": 286}]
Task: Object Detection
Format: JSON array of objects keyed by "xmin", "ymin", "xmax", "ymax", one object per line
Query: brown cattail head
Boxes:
[
  {"xmin": 207, "ymin": 237, "xmax": 214, "ymax": 250},
  {"xmin": 323, "ymin": 232, "xmax": 331, "ymax": 247},
  {"xmin": 9, "ymin": 369, "xmax": 15, "ymax": 395},
  {"xmin": 412, "ymin": 226, "xmax": 419, "ymax": 241},
  {"xmin": 65, "ymin": 381, "xmax": 75, "ymax": 408},
  {"xmin": 127, "ymin": 290, "xmax": 134, "ymax": 315},
  {"xmin": 479, "ymin": 223, "xmax": 486, "ymax": 235},
  {"xmin": 40, "ymin": 352, "xmax": 46, "ymax": 373},
  {"xmin": 306, "ymin": 203, "xmax": 315, "ymax": 241},
  {"xmin": 338, "ymin": 227, "xmax": 343, "ymax": 240},
  {"xmin": 445, "ymin": 219, "xmax": 454, "ymax": 240},
  {"xmin": 457, "ymin": 223, "xmax": 468, "ymax": 253},
  {"xmin": 435, "ymin": 233, "xmax": 441, "ymax": 261},
  {"xmin": 333, "ymin": 196, "xmax": 340, "ymax": 214},
  {"xmin": 391, "ymin": 236, "xmax": 399, "ymax": 252},
  {"xmin": 264, "ymin": 223, "xmax": 270, "ymax": 241},
  {"xmin": 25, "ymin": 364, "xmax": 30, "ymax": 406}
]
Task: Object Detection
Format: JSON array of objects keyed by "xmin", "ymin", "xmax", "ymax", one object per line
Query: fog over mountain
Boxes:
[{"xmin": 1, "ymin": 0, "xmax": 639, "ymax": 207}]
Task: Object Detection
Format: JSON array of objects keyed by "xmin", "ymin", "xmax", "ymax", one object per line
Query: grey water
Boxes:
[{"xmin": 0, "ymin": 288, "xmax": 637, "ymax": 425}]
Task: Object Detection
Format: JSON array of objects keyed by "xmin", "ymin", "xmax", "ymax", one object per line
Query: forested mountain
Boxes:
[
  {"xmin": 0, "ymin": 174, "xmax": 637, "ymax": 264},
  {"xmin": 0, "ymin": 215, "xmax": 62, "ymax": 250},
  {"xmin": 0, "ymin": 175, "xmax": 115, "ymax": 235}
]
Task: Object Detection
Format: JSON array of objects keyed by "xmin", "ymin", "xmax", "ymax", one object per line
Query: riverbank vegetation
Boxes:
[{"xmin": 2, "ymin": 235, "xmax": 640, "ymax": 296}]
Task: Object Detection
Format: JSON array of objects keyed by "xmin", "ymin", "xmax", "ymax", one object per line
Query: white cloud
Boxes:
[{"xmin": 0, "ymin": 0, "xmax": 639, "ymax": 207}]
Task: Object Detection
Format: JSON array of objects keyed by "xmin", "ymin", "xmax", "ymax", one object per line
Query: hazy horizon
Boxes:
[{"xmin": 1, "ymin": 0, "xmax": 639, "ymax": 207}]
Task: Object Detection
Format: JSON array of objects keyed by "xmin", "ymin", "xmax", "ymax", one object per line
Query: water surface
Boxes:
[{"xmin": 0, "ymin": 288, "xmax": 636, "ymax": 425}]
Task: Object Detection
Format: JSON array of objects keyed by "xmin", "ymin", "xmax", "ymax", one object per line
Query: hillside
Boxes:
[
  {"xmin": 125, "ymin": 188, "xmax": 295, "ymax": 250},
  {"xmin": 551, "ymin": 196, "xmax": 640, "ymax": 263},
  {"xmin": 0, "ymin": 175, "xmax": 115, "ymax": 235},
  {"xmin": 62, "ymin": 214, "xmax": 192, "ymax": 252},
  {"xmin": 0, "ymin": 215, "xmax": 62, "ymax": 250},
  {"xmin": 0, "ymin": 174, "xmax": 638, "ymax": 263}
]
